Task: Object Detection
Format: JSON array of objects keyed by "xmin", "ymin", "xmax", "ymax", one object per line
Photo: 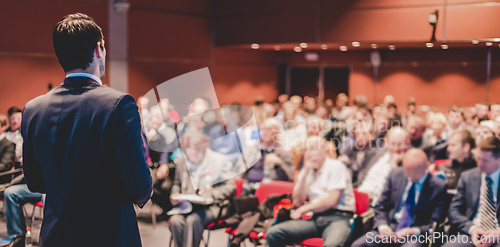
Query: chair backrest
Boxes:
[
  {"xmin": 254, "ymin": 181, "xmax": 294, "ymax": 203},
  {"xmin": 430, "ymin": 159, "xmax": 452, "ymax": 174},
  {"xmin": 353, "ymin": 189, "xmax": 369, "ymax": 215},
  {"xmin": 233, "ymin": 177, "xmax": 244, "ymax": 197}
]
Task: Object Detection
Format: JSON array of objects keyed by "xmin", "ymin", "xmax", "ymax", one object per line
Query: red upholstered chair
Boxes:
[
  {"xmin": 297, "ymin": 189, "xmax": 370, "ymax": 247},
  {"xmin": 225, "ymin": 181, "xmax": 295, "ymax": 245},
  {"xmin": 430, "ymin": 159, "xmax": 451, "ymax": 174}
]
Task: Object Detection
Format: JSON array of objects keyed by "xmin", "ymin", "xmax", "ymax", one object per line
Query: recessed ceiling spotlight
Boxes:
[
  {"xmin": 321, "ymin": 44, "xmax": 328, "ymax": 50},
  {"xmin": 486, "ymin": 42, "xmax": 493, "ymax": 47},
  {"xmin": 472, "ymin": 40, "xmax": 479, "ymax": 45},
  {"xmin": 494, "ymin": 38, "xmax": 500, "ymax": 42},
  {"xmin": 371, "ymin": 44, "xmax": 378, "ymax": 49},
  {"xmin": 441, "ymin": 44, "xmax": 449, "ymax": 49},
  {"xmin": 294, "ymin": 46, "xmax": 302, "ymax": 52},
  {"xmin": 426, "ymin": 43, "xmax": 434, "ymax": 48},
  {"xmin": 339, "ymin": 46, "xmax": 348, "ymax": 51},
  {"xmin": 352, "ymin": 42, "xmax": 360, "ymax": 47},
  {"xmin": 274, "ymin": 45, "xmax": 281, "ymax": 51},
  {"xmin": 300, "ymin": 43, "xmax": 308, "ymax": 48},
  {"xmin": 251, "ymin": 43, "xmax": 259, "ymax": 49},
  {"xmin": 388, "ymin": 45, "xmax": 396, "ymax": 50}
]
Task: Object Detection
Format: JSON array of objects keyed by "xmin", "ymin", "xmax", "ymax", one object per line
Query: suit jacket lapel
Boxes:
[
  {"xmin": 470, "ymin": 171, "xmax": 482, "ymax": 217},
  {"xmin": 394, "ymin": 174, "xmax": 408, "ymax": 211},
  {"xmin": 415, "ymin": 174, "xmax": 431, "ymax": 215}
]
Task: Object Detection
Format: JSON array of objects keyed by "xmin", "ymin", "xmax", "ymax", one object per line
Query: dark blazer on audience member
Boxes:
[
  {"xmin": 0, "ymin": 137, "xmax": 15, "ymax": 173},
  {"xmin": 374, "ymin": 167, "xmax": 448, "ymax": 233},
  {"xmin": 21, "ymin": 77, "xmax": 153, "ymax": 247},
  {"xmin": 353, "ymin": 148, "xmax": 387, "ymax": 188},
  {"xmin": 448, "ymin": 168, "xmax": 500, "ymax": 235}
]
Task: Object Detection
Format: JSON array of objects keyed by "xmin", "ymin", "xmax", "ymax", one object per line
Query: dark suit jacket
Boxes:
[
  {"xmin": 0, "ymin": 137, "xmax": 15, "ymax": 172},
  {"xmin": 21, "ymin": 77, "xmax": 153, "ymax": 247},
  {"xmin": 448, "ymin": 168, "xmax": 500, "ymax": 235},
  {"xmin": 374, "ymin": 167, "xmax": 448, "ymax": 233},
  {"xmin": 353, "ymin": 148, "xmax": 387, "ymax": 188}
]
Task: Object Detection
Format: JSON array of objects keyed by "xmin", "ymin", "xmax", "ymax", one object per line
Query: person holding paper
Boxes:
[{"xmin": 168, "ymin": 130, "xmax": 235, "ymax": 247}]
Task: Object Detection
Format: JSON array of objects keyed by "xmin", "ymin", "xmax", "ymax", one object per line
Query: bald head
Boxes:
[{"xmin": 402, "ymin": 148, "xmax": 429, "ymax": 183}]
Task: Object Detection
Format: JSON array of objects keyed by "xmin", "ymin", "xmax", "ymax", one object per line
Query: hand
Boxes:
[
  {"xmin": 156, "ymin": 164, "xmax": 169, "ymax": 179},
  {"xmin": 290, "ymin": 207, "xmax": 304, "ymax": 220},
  {"xmin": 338, "ymin": 155, "xmax": 350, "ymax": 164},
  {"xmin": 379, "ymin": 227, "xmax": 396, "ymax": 243},
  {"xmin": 481, "ymin": 230, "xmax": 500, "ymax": 247},
  {"xmin": 170, "ymin": 193, "xmax": 182, "ymax": 206},
  {"xmin": 471, "ymin": 227, "xmax": 487, "ymax": 247},
  {"xmin": 264, "ymin": 153, "xmax": 282, "ymax": 166},
  {"xmin": 395, "ymin": 228, "xmax": 416, "ymax": 242}
]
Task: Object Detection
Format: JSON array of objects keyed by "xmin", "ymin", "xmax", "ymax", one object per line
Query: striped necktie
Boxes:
[{"xmin": 480, "ymin": 176, "xmax": 497, "ymax": 231}]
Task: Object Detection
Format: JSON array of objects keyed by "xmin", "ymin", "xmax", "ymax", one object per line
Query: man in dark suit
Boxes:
[
  {"xmin": 21, "ymin": 13, "xmax": 152, "ymax": 247},
  {"xmin": 444, "ymin": 136, "xmax": 500, "ymax": 247},
  {"xmin": 352, "ymin": 148, "xmax": 448, "ymax": 247}
]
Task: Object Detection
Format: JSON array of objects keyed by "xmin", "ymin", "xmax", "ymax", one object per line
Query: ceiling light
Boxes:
[
  {"xmin": 486, "ymin": 42, "xmax": 493, "ymax": 47},
  {"xmin": 371, "ymin": 44, "xmax": 378, "ymax": 49},
  {"xmin": 426, "ymin": 43, "xmax": 434, "ymax": 48},
  {"xmin": 300, "ymin": 43, "xmax": 308, "ymax": 48},
  {"xmin": 441, "ymin": 44, "xmax": 449, "ymax": 49},
  {"xmin": 388, "ymin": 45, "xmax": 396, "ymax": 50},
  {"xmin": 274, "ymin": 45, "xmax": 281, "ymax": 51},
  {"xmin": 339, "ymin": 46, "xmax": 348, "ymax": 51},
  {"xmin": 472, "ymin": 40, "xmax": 479, "ymax": 45},
  {"xmin": 251, "ymin": 43, "xmax": 259, "ymax": 49},
  {"xmin": 294, "ymin": 46, "xmax": 302, "ymax": 52},
  {"xmin": 352, "ymin": 42, "xmax": 360, "ymax": 47},
  {"xmin": 494, "ymin": 38, "xmax": 500, "ymax": 42},
  {"xmin": 321, "ymin": 44, "xmax": 328, "ymax": 50}
]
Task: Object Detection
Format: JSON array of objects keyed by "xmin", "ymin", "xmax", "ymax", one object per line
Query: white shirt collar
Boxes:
[
  {"xmin": 0, "ymin": 133, "xmax": 5, "ymax": 141},
  {"xmin": 66, "ymin": 72, "xmax": 102, "ymax": 85}
]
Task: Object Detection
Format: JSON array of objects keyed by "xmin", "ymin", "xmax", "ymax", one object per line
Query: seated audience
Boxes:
[
  {"xmin": 444, "ymin": 136, "xmax": 500, "ymax": 247},
  {"xmin": 443, "ymin": 106, "xmax": 473, "ymax": 141},
  {"xmin": 473, "ymin": 125, "xmax": 495, "ymax": 159},
  {"xmin": 463, "ymin": 106, "xmax": 479, "ymax": 130},
  {"xmin": 406, "ymin": 115, "xmax": 434, "ymax": 156},
  {"xmin": 436, "ymin": 129, "xmax": 476, "ymax": 189},
  {"xmin": 352, "ymin": 148, "xmax": 448, "ymax": 247},
  {"xmin": 0, "ymin": 115, "xmax": 16, "ymax": 176},
  {"xmin": 293, "ymin": 115, "xmax": 336, "ymax": 173},
  {"xmin": 5, "ymin": 107, "xmax": 22, "ymax": 165},
  {"xmin": 356, "ymin": 127, "xmax": 409, "ymax": 205},
  {"xmin": 235, "ymin": 118, "xmax": 294, "ymax": 193},
  {"xmin": 2, "ymin": 185, "xmax": 44, "ymax": 247},
  {"xmin": 427, "ymin": 112, "xmax": 447, "ymax": 145},
  {"xmin": 266, "ymin": 136, "xmax": 355, "ymax": 247},
  {"xmin": 338, "ymin": 121, "xmax": 375, "ymax": 176},
  {"xmin": 332, "ymin": 93, "xmax": 352, "ymax": 121},
  {"xmin": 476, "ymin": 102, "xmax": 490, "ymax": 123},
  {"xmin": 169, "ymin": 131, "xmax": 235, "ymax": 247}
]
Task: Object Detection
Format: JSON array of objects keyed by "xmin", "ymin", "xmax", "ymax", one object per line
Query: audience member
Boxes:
[
  {"xmin": 169, "ymin": 131, "xmax": 235, "ymax": 247},
  {"xmin": 463, "ymin": 107, "xmax": 479, "ymax": 130},
  {"xmin": 356, "ymin": 126, "xmax": 410, "ymax": 205},
  {"xmin": 476, "ymin": 102, "xmax": 490, "ymax": 123},
  {"xmin": 436, "ymin": 130, "xmax": 476, "ymax": 189},
  {"xmin": 406, "ymin": 115, "xmax": 434, "ymax": 156},
  {"xmin": 444, "ymin": 136, "xmax": 500, "ymax": 247},
  {"xmin": 332, "ymin": 93, "xmax": 352, "ymax": 121},
  {"xmin": 235, "ymin": 118, "xmax": 293, "ymax": 193},
  {"xmin": 0, "ymin": 114, "xmax": 15, "ymax": 176},
  {"xmin": 2, "ymin": 185, "xmax": 44, "ymax": 247},
  {"xmin": 5, "ymin": 107, "xmax": 22, "ymax": 164},
  {"xmin": 338, "ymin": 121, "xmax": 375, "ymax": 175},
  {"xmin": 383, "ymin": 95, "xmax": 395, "ymax": 108},
  {"xmin": 266, "ymin": 136, "xmax": 355, "ymax": 247},
  {"xmin": 352, "ymin": 148, "xmax": 448, "ymax": 247}
]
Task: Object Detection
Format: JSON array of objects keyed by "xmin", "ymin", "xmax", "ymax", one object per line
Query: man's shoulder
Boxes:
[
  {"xmin": 459, "ymin": 167, "xmax": 480, "ymax": 181},
  {"xmin": 323, "ymin": 158, "xmax": 348, "ymax": 171}
]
